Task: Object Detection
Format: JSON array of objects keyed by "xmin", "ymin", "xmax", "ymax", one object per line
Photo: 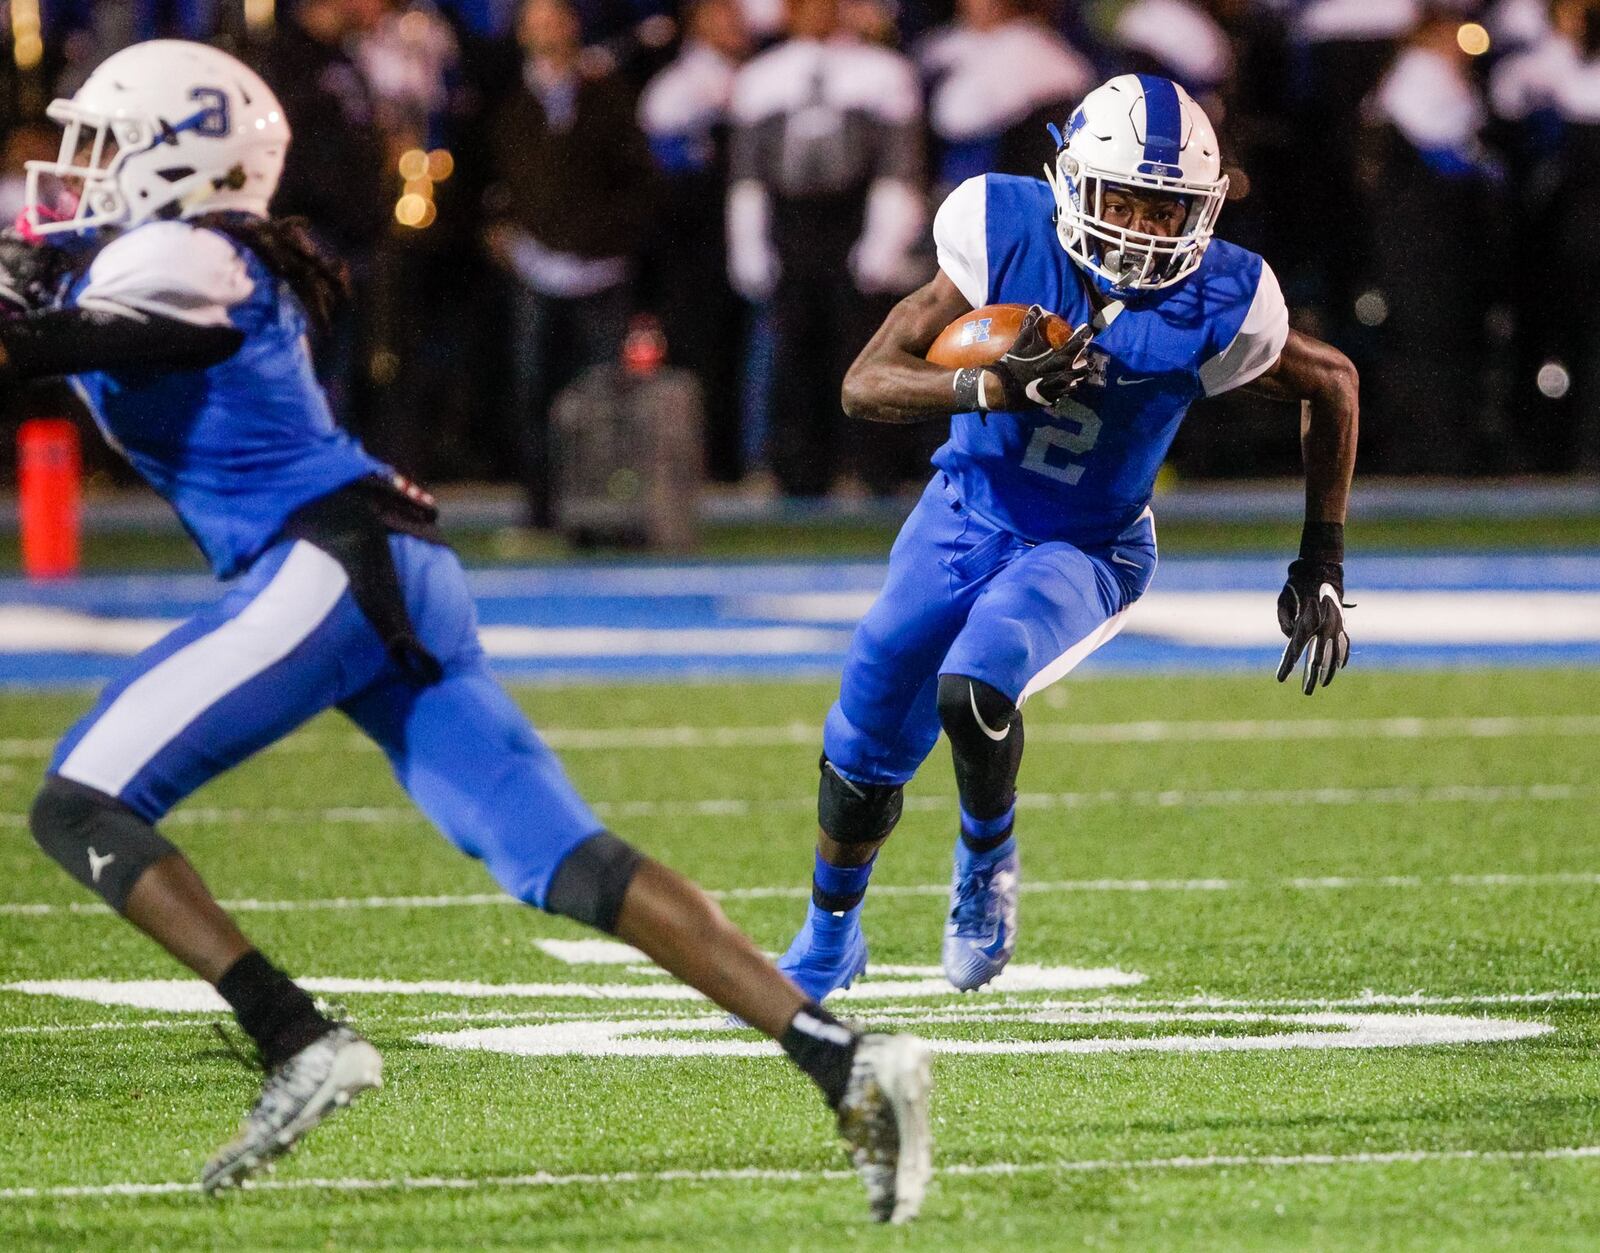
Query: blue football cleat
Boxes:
[
  {"xmin": 942, "ymin": 836, "xmax": 1019, "ymax": 991},
  {"xmin": 777, "ymin": 902, "xmax": 869, "ymax": 1002}
]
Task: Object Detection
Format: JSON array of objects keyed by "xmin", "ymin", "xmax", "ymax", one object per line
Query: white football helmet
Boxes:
[
  {"xmin": 25, "ymin": 40, "xmax": 289, "ymax": 237},
  {"xmin": 1043, "ymin": 74, "xmax": 1228, "ymax": 292}
]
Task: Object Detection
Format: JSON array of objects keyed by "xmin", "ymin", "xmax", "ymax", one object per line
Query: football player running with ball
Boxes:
[
  {"xmin": 777, "ymin": 75, "xmax": 1358, "ymax": 1000},
  {"xmin": 0, "ymin": 41, "xmax": 931, "ymax": 1221}
]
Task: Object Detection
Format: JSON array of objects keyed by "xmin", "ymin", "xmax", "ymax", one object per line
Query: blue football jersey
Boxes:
[
  {"xmin": 66, "ymin": 221, "xmax": 385, "ymax": 578},
  {"xmin": 931, "ymin": 174, "xmax": 1289, "ymax": 546}
]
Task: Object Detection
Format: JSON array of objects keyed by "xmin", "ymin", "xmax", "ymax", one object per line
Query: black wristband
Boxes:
[
  {"xmin": 1298, "ymin": 520, "xmax": 1345, "ymax": 564},
  {"xmin": 953, "ymin": 366, "xmax": 986, "ymax": 413}
]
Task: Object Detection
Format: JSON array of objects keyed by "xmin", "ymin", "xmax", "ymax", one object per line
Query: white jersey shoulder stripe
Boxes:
[
  {"xmin": 1198, "ymin": 259, "xmax": 1290, "ymax": 398},
  {"xmin": 933, "ymin": 175, "xmax": 989, "ymax": 310},
  {"xmin": 76, "ymin": 221, "xmax": 254, "ymax": 329}
]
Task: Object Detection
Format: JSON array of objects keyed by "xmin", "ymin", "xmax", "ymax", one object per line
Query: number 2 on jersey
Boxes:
[{"xmin": 1021, "ymin": 398, "xmax": 1101, "ymax": 486}]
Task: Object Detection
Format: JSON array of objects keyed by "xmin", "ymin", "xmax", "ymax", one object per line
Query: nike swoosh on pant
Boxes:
[{"xmin": 970, "ymin": 682, "xmax": 1011, "ymax": 742}]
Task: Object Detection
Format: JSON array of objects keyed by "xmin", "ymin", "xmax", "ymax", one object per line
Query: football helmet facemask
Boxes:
[
  {"xmin": 1044, "ymin": 73, "xmax": 1228, "ymax": 292},
  {"xmin": 24, "ymin": 40, "xmax": 289, "ymax": 238}
]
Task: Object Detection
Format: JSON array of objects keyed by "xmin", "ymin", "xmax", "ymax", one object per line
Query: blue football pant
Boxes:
[
  {"xmin": 49, "ymin": 535, "xmax": 603, "ymax": 908},
  {"xmin": 824, "ymin": 473, "xmax": 1157, "ymax": 788}
]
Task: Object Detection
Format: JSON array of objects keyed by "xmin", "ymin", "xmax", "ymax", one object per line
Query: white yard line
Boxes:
[
  {"xmin": 9, "ymin": 988, "xmax": 1600, "ymax": 1036},
  {"xmin": 0, "ymin": 1019, "xmax": 202, "ymax": 1036},
  {"xmin": 1, "ymin": 714, "xmax": 1597, "ymax": 761},
  {"xmin": 7, "ymin": 869, "xmax": 1600, "ymax": 919},
  {"xmin": 5, "ymin": 1145, "xmax": 1600, "ymax": 1201}
]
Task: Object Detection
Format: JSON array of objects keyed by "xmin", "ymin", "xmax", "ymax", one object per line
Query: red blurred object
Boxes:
[
  {"xmin": 18, "ymin": 419, "xmax": 81, "ymax": 579},
  {"xmin": 622, "ymin": 314, "xmax": 668, "ymax": 376},
  {"xmin": 11, "ymin": 205, "xmax": 71, "ymax": 244}
]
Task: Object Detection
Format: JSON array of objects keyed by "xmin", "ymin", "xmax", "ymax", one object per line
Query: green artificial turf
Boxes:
[{"xmin": 1, "ymin": 669, "xmax": 1598, "ymax": 1249}]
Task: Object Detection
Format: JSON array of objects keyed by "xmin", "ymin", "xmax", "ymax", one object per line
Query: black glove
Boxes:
[
  {"xmin": 988, "ymin": 304, "xmax": 1092, "ymax": 410},
  {"xmin": 1276, "ymin": 557, "xmax": 1351, "ymax": 695},
  {"xmin": 0, "ymin": 233, "xmax": 71, "ymax": 317}
]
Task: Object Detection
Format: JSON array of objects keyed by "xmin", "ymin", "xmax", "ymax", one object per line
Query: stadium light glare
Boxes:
[
  {"xmin": 1537, "ymin": 361, "xmax": 1572, "ymax": 400},
  {"xmin": 12, "ymin": 0, "xmax": 42, "ymax": 70},
  {"xmin": 427, "ymin": 150, "xmax": 455, "ymax": 182},
  {"xmin": 395, "ymin": 193, "xmax": 430, "ymax": 228},
  {"xmin": 397, "ymin": 149, "xmax": 429, "ymax": 181},
  {"xmin": 1457, "ymin": 23, "xmax": 1490, "ymax": 56},
  {"xmin": 1354, "ymin": 290, "xmax": 1389, "ymax": 328}
]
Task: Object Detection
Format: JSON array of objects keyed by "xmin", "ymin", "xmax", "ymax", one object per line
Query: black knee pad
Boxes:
[
  {"xmin": 817, "ymin": 756, "xmax": 903, "ymax": 845},
  {"xmin": 546, "ymin": 830, "xmax": 645, "ymax": 933},
  {"xmin": 936, "ymin": 673, "xmax": 1024, "ymax": 821},
  {"xmin": 30, "ymin": 775, "xmax": 178, "ymax": 912}
]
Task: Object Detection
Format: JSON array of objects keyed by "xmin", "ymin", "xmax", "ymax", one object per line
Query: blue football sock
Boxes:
[
  {"xmin": 960, "ymin": 803, "xmax": 1016, "ymax": 856},
  {"xmin": 811, "ymin": 851, "xmax": 876, "ymax": 914}
]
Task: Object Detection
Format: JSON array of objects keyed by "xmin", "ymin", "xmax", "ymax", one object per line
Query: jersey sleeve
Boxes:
[
  {"xmin": 75, "ymin": 223, "xmax": 254, "ymax": 328},
  {"xmin": 932, "ymin": 175, "xmax": 988, "ymax": 309},
  {"xmin": 1198, "ymin": 259, "xmax": 1289, "ymax": 397}
]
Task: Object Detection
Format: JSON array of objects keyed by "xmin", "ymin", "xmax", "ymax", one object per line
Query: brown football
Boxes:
[{"xmin": 925, "ymin": 303, "xmax": 1074, "ymax": 368}]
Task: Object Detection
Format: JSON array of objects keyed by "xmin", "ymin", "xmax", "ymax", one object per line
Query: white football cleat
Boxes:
[
  {"xmin": 836, "ymin": 1033, "xmax": 933, "ymax": 1223},
  {"xmin": 202, "ymin": 1025, "xmax": 382, "ymax": 1195}
]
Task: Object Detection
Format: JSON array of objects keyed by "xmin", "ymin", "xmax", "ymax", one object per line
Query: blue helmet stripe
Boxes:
[{"xmin": 1134, "ymin": 74, "xmax": 1182, "ymax": 168}]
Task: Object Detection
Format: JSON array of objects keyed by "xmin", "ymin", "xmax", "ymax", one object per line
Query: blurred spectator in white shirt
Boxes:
[
  {"xmin": 1294, "ymin": 0, "xmax": 1421, "ymax": 334},
  {"xmin": 727, "ymin": 0, "xmax": 930, "ymax": 495},
  {"xmin": 1489, "ymin": 0, "xmax": 1553, "ymax": 52},
  {"xmin": 1364, "ymin": 10, "xmax": 1505, "ymax": 474},
  {"xmin": 1112, "ymin": 0, "xmax": 1234, "ymax": 102},
  {"xmin": 353, "ymin": 1, "xmax": 462, "ymax": 143},
  {"xmin": 917, "ymin": 0, "xmax": 1094, "ymax": 194},
  {"xmin": 488, "ymin": 0, "xmax": 654, "ymax": 525},
  {"xmin": 640, "ymin": 0, "xmax": 754, "ymax": 482},
  {"xmin": 1492, "ymin": 0, "xmax": 1600, "ymax": 470}
]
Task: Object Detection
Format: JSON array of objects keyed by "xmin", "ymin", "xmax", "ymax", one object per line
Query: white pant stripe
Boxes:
[
  {"xmin": 1017, "ymin": 508, "xmax": 1157, "ymax": 704},
  {"xmin": 1018, "ymin": 605, "xmax": 1133, "ymax": 704},
  {"xmin": 58, "ymin": 542, "xmax": 350, "ymax": 798}
]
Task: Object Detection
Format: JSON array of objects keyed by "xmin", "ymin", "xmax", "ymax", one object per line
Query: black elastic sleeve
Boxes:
[{"xmin": 0, "ymin": 307, "xmax": 245, "ymax": 379}]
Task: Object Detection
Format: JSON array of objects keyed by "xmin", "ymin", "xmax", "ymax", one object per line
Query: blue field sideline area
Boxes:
[{"xmin": 0, "ymin": 551, "xmax": 1596, "ymax": 687}]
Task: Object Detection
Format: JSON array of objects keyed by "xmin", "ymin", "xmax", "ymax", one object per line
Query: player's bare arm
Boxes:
[
  {"xmin": 843, "ymin": 272, "xmax": 1092, "ymax": 424},
  {"xmin": 1247, "ymin": 327, "xmax": 1359, "ymax": 528},
  {"xmin": 840, "ymin": 271, "xmax": 975, "ymax": 423},
  {"xmin": 1248, "ymin": 328, "xmax": 1360, "ymax": 693}
]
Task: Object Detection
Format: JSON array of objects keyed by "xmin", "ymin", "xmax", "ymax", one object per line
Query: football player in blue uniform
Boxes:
[
  {"xmin": 0, "ymin": 41, "xmax": 931, "ymax": 1220},
  {"xmin": 777, "ymin": 74, "xmax": 1358, "ymax": 1000}
]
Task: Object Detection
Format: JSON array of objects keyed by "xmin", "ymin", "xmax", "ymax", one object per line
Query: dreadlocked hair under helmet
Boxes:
[{"xmin": 190, "ymin": 213, "xmax": 350, "ymax": 336}]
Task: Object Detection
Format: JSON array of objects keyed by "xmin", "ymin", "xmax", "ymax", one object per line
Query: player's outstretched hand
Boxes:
[
  {"xmin": 989, "ymin": 304, "xmax": 1092, "ymax": 411},
  {"xmin": 1276, "ymin": 559, "xmax": 1350, "ymax": 695}
]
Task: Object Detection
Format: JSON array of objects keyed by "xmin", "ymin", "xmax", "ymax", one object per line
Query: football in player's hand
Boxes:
[{"xmin": 926, "ymin": 303, "xmax": 1075, "ymax": 368}]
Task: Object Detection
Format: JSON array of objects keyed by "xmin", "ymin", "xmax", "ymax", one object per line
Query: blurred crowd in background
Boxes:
[{"xmin": 1, "ymin": 0, "xmax": 1598, "ymax": 520}]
